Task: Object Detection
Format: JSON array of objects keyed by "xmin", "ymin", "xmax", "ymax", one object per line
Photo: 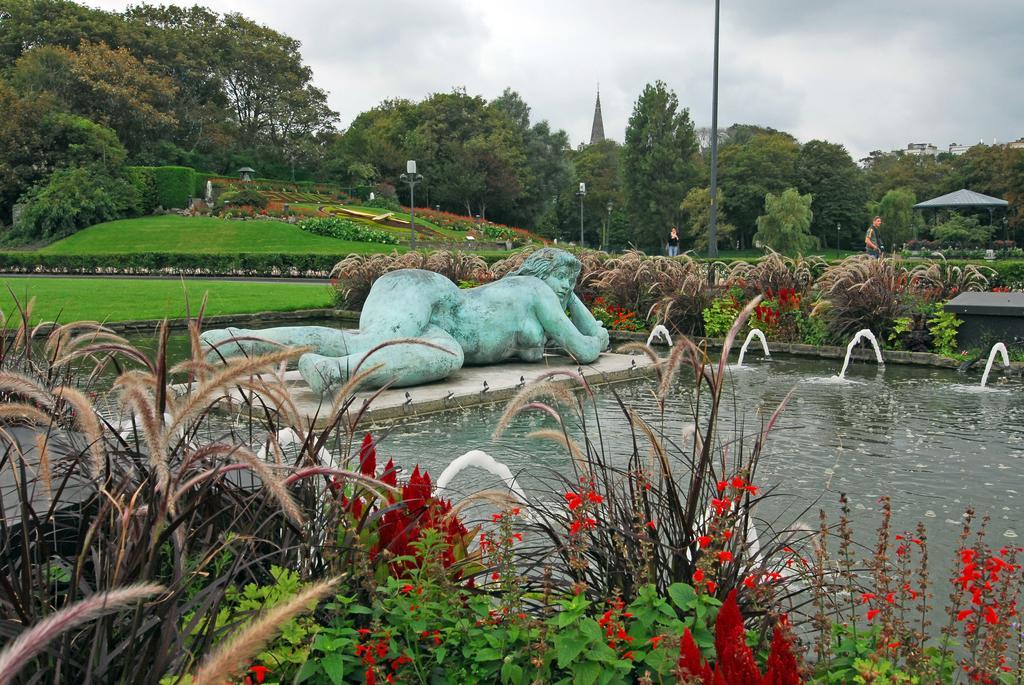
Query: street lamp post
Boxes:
[
  {"xmin": 604, "ymin": 201, "xmax": 613, "ymax": 251},
  {"xmin": 399, "ymin": 160, "xmax": 423, "ymax": 249},
  {"xmin": 576, "ymin": 182, "xmax": 587, "ymax": 246},
  {"xmin": 707, "ymin": 0, "xmax": 721, "ymax": 258}
]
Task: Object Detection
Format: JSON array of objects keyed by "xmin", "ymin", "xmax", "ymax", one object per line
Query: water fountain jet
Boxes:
[
  {"xmin": 980, "ymin": 342, "xmax": 1010, "ymax": 388},
  {"xmin": 436, "ymin": 449, "xmax": 526, "ymax": 503},
  {"xmin": 736, "ymin": 328, "xmax": 770, "ymax": 366},
  {"xmin": 646, "ymin": 325, "xmax": 673, "ymax": 347},
  {"xmin": 837, "ymin": 329, "xmax": 884, "ymax": 380}
]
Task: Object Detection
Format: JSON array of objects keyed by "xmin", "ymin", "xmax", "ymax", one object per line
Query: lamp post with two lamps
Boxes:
[{"xmin": 399, "ymin": 160, "xmax": 423, "ymax": 249}]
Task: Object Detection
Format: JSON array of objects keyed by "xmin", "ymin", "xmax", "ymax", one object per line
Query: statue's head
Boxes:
[{"xmin": 509, "ymin": 248, "xmax": 581, "ymax": 307}]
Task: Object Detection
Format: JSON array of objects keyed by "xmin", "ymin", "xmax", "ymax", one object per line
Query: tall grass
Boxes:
[{"xmin": 0, "ymin": 298, "xmax": 392, "ymax": 683}]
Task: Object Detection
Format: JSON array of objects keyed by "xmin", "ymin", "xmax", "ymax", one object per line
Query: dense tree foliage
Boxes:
[
  {"xmin": 622, "ymin": 81, "xmax": 702, "ymax": 252},
  {"xmin": 1, "ymin": 0, "xmax": 1022, "ymax": 249},
  {"xmin": 753, "ymin": 187, "xmax": 816, "ymax": 254},
  {"xmin": 797, "ymin": 140, "xmax": 866, "ymax": 249},
  {"xmin": 717, "ymin": 132, "xmax": 801, "ymax": 249},
  {"xmin": 679, "ymin": 186, "xmax": 735, "ymax": 253}
]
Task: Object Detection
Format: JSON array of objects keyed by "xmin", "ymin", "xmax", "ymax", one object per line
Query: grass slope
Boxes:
[
  {"xmin": 39, "ymin": 216, "xmax": 405, "ymax": 255},
  {"xmin": 0, "ymin": 277, "xmax": 334, "ymax": 324}
]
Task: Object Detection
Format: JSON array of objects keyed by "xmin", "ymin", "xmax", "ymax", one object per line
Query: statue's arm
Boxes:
[
  {"xmin": 568, "ymin": 293, "xmax": 603, "ymax": 336},
  {"xmin": 534, "ymin": 291, "xmax": 608, "ymax": 363}
]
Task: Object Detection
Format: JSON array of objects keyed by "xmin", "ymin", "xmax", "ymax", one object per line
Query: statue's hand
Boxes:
[{"xmin": 594, "ymin": 325, "xmax": 610, "ymax": 352}]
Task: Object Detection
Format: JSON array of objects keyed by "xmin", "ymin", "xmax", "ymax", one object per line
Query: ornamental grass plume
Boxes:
[
  {"xmin": 191, "ymin": 578, "xmax": 339, "ymax": 685},
  {"xmin": 0, "ymin": 583, "xmax": 164, "ymax": 685}
]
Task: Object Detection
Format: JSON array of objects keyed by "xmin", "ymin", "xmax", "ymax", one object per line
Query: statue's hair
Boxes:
[{"xmin": 509, "ymin": 248, "xmax": 581, "ymax": 281}]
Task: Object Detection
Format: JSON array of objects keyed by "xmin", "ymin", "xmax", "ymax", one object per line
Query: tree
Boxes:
[
  {"xmin": 490, "ymin": 89, "xmax": 572, "ymax": 230},
  {"xmin": 871, "ymin": 188, "xmax": 918, "ymax": 248},
  {"xmin": 679, "ymin": 186, "xmax": 735, "ymax": 252},
  {"xmin": 862, "ymin": 151, "xmax": 955, "ymax": 205},
  {"xmin": 952, "ymin": 144, "xmax": 1024, "ymax": 234},
  {"xmin": 931, "ymin": 213, "xmax": 994, "ymax": 247},
  {"xmin": 0, "ymin": 79, "xmax": 126, "ymax": 224},
  {"xmin": 622, "ymin": 81, "xmax": 702, "ymax": 251},
  {"xmin": 569, "ymin": 139, "xmax": 626, "ymax": 248},
  {"xmin": 13, "ymin": 41, "xmax": 178, "ymax": 155},
  {"xmin": 213, "ymin": 14, "xmax": 337, "ymax": 147},
  {"xmin": 717, "ymin": 132, "xmax": 801, "ymax": 248},
  {"xmin": 412, "ymin": 90, "xmax": 526, "ymax": 219},
  {"xmin": 797, "ymin": 140, "xmax": 867, "ymax": 249},
  {"xmin": 753, "ymin": 188, "xmax": 816, "ymax": 254},
  {"xmin": 0, "ymin": 0, "xmax": 123, "ymax": 69}
]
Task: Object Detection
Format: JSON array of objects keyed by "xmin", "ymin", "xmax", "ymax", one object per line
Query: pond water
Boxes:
[
  {"xmin": 125, "ymin": 324, "xmax": 1023, "ymax": 575},
  {"xmin": 372, "ymin": 354, "xmax": 1024, "ymax": 575}
]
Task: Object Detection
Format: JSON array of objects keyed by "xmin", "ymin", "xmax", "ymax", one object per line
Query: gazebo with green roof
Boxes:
[{"xmin": 914, "ymin": 188, "xmax": 1009, "ymax": 241}]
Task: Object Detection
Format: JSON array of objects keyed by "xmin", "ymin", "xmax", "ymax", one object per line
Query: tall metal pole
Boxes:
[
  {"xmin": 409, "ymin": 182, "xmax": 417, "ymax": 250},
  {"xmin": 576, "ymin": 182, "xmax": 587, "ymax": 247},
  {"xmin": 400, "ymin": 160, "xmax": 422, "ymax": 250},
  {"xmin": 707, "ymin": 0, "xmax": 721, "ymax": 258},
  {"xmin": 579, "ymin": 195, "xmax": 585, "ymax": 246}
]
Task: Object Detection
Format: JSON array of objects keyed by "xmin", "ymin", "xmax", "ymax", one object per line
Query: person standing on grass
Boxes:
[
  {"xmin": 865, "ymin": 216, "xmax": 883, "ymax": 258},
  {"xmin": 667, "ymin": 226, "xmax": 680, "ymax": 257}
]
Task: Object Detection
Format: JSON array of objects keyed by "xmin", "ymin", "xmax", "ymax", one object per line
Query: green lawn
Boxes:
[
  {"xmin": 39, "ymin": 216, "xmax": 406, "ymax": 255},
  {"xmin": 0, "ymin": 278, "xmax": 335, "ymax": 324}
]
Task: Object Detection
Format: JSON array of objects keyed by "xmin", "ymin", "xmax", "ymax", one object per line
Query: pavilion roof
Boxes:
[{"xmin": 914, "ymin": 189, "xmax": 1008, "ymax": 208}]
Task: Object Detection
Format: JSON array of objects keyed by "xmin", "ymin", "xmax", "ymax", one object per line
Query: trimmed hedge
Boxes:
[
  {"xmin": 129, "ymin": 166, "xmax": 197, "ymax": 209},
  {"xmin": 150, "ymin": 166, "xmax": 196, "ymax": 209},
  {"xmin": 0, "ymin": 252, "xmax": 343, "ymax": 277}
]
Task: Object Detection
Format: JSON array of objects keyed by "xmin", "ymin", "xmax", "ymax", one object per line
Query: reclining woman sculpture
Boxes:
[{"xmin": 201, "ymin": 248, "xmax": 610, "ymax": 394}]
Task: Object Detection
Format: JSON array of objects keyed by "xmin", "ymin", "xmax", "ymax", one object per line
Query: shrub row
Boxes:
[{"xmin": 0, "ymin": 252, "xmax": 342, "ymax": 277}]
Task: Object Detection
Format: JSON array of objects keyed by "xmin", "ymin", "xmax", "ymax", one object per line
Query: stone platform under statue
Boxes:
[{"xmin": 211, "ymin": 351, "xmax": 656, "ymax": 427}]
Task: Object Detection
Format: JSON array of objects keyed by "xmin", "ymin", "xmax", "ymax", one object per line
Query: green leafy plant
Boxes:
[
  {"xmin": 300, "ymin": 217, "xmax": 400, "ymax": 245},
  {"xmin": 926, "ymin": 304, "xmax": 962, "ymax": 356},
  {"xmin": 218, "ymin": 187, "xmax": 268, "ymax": 210},
  {"xmin": 702, "ymin": 297, "xmax": 739, "ymax": 337},
  {"xmin": 798, "ymin": 311, "xmax": 830, "ymax": 346}
]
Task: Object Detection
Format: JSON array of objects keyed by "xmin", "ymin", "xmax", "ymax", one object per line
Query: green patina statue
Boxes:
[{"xmin": 200, "ymin": 248, "xmax": 609, "ymax": 394}]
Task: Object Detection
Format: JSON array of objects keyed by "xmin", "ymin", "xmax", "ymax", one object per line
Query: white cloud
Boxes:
[{"xmin": 84, "ymin": 0, "xmax": 1024, "ymax": 158}]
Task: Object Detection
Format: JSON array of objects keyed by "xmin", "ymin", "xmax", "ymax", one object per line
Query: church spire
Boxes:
[{"xmin": 589, "ymin": 85, "xmax": 605, "ymax": 145}]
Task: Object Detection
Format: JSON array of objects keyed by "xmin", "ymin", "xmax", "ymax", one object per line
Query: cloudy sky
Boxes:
[{"xmin": 87, "ymin": 0, "xmax": 1023, "ymax": 159}]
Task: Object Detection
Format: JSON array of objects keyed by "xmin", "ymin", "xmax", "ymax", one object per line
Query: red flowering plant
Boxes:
[
  {"xmin": 798, "ymin": 496, "xmax": 1023, "ymax": 683},
  {"xmin": 676, "ymin": 589, "xmax": 803, "ymax": 684},
  {"xmin": 508, "ymin": 297, "xmax": 806, "ymax": 660},
  {"xmin": 590, "ymin": 297, "xmax": 648, "ymax": 332},
  {"xmin": 330, "ymin": 433, "xmax": 480, "ymax": 583},
  {"xmin": 752, "ymin": 287, "xmax": 803, "ymax": 341}
]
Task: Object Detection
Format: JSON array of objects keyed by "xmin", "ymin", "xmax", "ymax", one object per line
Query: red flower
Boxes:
[
  {"xmin": 698, "ymin": 535, "xmax": 713, "ymax": 549},
  {"xmin": 565, "ymin": 492, "xmax": 583, "ymax": 510},
  {"xmin": 867, "ymin": 608, "xmax": 881, "ymax": 621},
  {"xmin": 716, "ymin": 550, "xmax": 734, "ymax": 563},
  {"xmin": 358, "ymin": 433, "xmax": 376, "ymax": 476},
  {"xmin": 711, "ymin": 498, "xmax": 731, "ymax": 515}
]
